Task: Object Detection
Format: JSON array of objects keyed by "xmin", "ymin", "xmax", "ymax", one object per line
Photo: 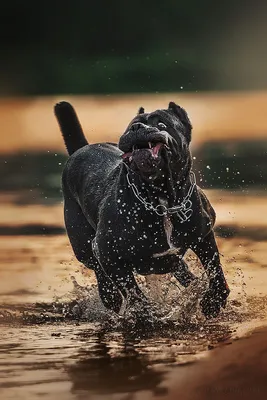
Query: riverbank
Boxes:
[{"xmin": 160, "ymin": 325, "xmax": 267, "ymax": 400}]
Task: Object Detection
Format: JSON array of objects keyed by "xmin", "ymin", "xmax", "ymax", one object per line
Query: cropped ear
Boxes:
[
  {"xmin": 168, "ymin": 101, "xmax": 192, "ymax": 143},
  {"xmin": 138, "ymin": 106, "xmax": 145, "ymax": 114}
]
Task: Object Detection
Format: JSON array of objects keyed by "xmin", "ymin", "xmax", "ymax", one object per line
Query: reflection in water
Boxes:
[
  {"xmin": 67, "ymin": 332, "xmax": 168, "ymax": 397},
  {"xmin": 0, "ymin": 319, "xmax": 233, "ymax": 399},
  {"xmin": 1, "ymin": 192, "xmax": 267, "ymax": 399}
]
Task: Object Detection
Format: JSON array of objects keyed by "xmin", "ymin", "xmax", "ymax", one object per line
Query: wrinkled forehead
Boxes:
[{"xmin": 126, "ymin": 109, "xmax": 182, "ymax": 130}]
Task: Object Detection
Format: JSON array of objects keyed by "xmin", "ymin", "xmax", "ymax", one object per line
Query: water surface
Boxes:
[{"xmin": 1, "ymin": 191, "xmax": 267, "ymax": 399}]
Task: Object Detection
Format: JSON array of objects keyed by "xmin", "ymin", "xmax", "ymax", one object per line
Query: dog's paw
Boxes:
[{"xmin": 200, "ymin": 277, "xmax": 230, "ymax": 319}]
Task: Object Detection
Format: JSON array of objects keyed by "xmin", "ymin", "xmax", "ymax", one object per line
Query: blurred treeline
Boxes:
[{"xmin": 2, "ymin": 0, "xmax": 267, "ymax": 95}]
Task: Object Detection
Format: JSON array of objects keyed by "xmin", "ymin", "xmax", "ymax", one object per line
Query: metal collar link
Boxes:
[{"xmin": 126, "ymin": 172, "xmax": 196, "ymax": 223}]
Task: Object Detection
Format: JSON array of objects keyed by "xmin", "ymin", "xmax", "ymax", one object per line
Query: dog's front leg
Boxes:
[
  {"xmin": 94, "ymin": 252, "xmax": 147, "ymax": 313},
  {"xmin": 107, "ymin": 266, "xmax": 148, "ymax": 307},
  {"xmin": 95, "ymin": 264, "xmax": 146, "ymax": 314},
  {"xmin": 94, "ymin": 265, "xmax": 124, "ymax": 314},
  {"xmin": 192, "ymin": 231, "xmax": 230, "ymax": 318},
  {"xmin": 93, "ymin": 236, "xmax": 149, "ymax": 313}
]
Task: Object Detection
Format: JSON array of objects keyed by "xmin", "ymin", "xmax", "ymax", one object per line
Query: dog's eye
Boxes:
[{"xmin": 158, "ymin": 122, "xmax": 167, "ymax": 130}]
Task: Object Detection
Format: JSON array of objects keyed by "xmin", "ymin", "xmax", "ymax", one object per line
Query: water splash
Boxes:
[{"xmin": 1, "ymin": 255, "xmax": 266, "ymax": 347}]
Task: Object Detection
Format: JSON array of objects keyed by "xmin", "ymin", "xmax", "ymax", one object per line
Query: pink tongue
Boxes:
[
  {"xmin": 122, "ymin": 152, "xmax": 132, "ymax": 159},
  {"xmin": 122, "ymin": 143, "xmax": 163, "ymax": 159},
  {"xmin": 151, "ymin": 143, "xmax": 163, "ymax": 158}
]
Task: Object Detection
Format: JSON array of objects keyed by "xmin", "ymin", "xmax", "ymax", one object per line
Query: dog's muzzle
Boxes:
[
  {"xmin": 119, "ymin": 123, "xmax": 169, "ymax": 166},
  {"xmin": 122, "ymin": 142, "xmax": 164, "ymax": 162}
]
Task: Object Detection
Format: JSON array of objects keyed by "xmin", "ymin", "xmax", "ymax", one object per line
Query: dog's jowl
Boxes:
[{"xmin": 54, "ymin": 101, "xmax": 230, "ymax": 318}]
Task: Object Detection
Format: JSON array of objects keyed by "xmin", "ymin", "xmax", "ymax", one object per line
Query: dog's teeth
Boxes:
[
  {"xmin": 129, "ymin": 156, "xmax": 132, "ymax": 162},
  {"xmin": 148, "ymin": 142, "xmax": 152, "ymax": 149}
]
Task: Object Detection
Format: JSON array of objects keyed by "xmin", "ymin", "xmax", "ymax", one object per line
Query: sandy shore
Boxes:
[{"xmin": 159, "ymin": 326, "xmax": 267, "ymax": 400}]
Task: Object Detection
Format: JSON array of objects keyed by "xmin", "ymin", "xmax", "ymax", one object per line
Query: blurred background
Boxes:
[
  {"xmin": 1, "ymin": 3, "xmax": 267, "ymax": 399},
  {"xmin": 2, "ymin": 0, "xmax": 267, "ymax": 95},
  {"xmin": 1, "ymin": 0, "xmax": 267, "ymax": 203},
  {"xmin": 0, "ymin": 0, "xmax": 267, "ymax": 287}
]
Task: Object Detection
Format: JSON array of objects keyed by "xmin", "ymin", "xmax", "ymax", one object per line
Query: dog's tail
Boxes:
[{"xmin": 54, "ymin": 101, "xmax": 88, "ymax": 155}]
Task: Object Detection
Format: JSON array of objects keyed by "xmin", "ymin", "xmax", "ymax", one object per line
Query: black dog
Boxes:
[{"xmin": 54, "ymin": 101, "xmax": 229, "ymax": 318}]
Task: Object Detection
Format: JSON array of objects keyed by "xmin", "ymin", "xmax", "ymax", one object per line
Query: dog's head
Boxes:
[{"xmin": 119, "ymin": 102, "xmax": 192, "ymax": 184}]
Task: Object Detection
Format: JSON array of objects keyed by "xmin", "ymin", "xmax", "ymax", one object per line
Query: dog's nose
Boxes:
[{"xmin": 131, "ymin": 122, "xmax": 148, "ymax": 131}]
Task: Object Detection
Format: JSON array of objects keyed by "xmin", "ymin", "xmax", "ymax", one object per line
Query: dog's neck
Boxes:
[{"xmin": 122, "ymin": 163, "xmax": 192, "ymax": 209}]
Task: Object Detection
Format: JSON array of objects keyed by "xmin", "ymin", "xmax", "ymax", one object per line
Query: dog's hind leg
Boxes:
[
  {"xmin": 64, "ymin": 195, "xmax": 123, "ymax": 313},
  {"xmin": 172, "ymin": 248, "xmax": 196, "ymax": 287},
  {"xmin": 109, "ymin": 268, "xmax": 146, "ymax": 303},
  {"xmin": 173, "ymin": 257, "xmax": 196, "ymax": 287}
]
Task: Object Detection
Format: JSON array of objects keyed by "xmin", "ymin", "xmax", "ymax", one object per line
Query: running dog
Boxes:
[{"xmin": 54, "ymin": 101, "xmax": 229, "ymax": 318}]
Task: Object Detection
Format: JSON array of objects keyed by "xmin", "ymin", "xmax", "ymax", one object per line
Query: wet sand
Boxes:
[
  {"xmin": 1, "ymin": 192, "xmax": 267, "ymax": 399},
  {"xmin": 150, "ymin": 326, "xmax": 267, "ymax": 400},
  {"xmin": 1, "ymin": 233, "xmax": 267, "ymax": 400}
]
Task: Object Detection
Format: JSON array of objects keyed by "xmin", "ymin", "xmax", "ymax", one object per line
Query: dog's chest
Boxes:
[
  {"xmin": 158, "ymin": 198, "xmax": 174, "ymax": 248},
  {"xmin": 115, "ymin": 198, "xmax": 178, "ymax": 258},
  {"xmin": 162, "ymin": 213, "xmax": 173, "ymax": 247}
]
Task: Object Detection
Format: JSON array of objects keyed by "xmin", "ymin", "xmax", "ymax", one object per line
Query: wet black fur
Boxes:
[{"xmin": 54, "ymin": 101, "xmax": 229, "ymax": 318}]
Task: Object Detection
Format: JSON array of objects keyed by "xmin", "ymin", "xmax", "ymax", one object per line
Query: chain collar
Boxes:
[{"xmin": 126, "ymin": 171, "xmax": 196, "ymax": 223}]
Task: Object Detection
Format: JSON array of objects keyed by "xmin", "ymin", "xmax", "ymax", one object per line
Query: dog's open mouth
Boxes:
[
  {"xmin": 122, "ymin": 142, "xmax": 164, "ymax": 161},
  {"xmin": 119, "ymin": 127, "xmax": 170, "ymax": 178}
]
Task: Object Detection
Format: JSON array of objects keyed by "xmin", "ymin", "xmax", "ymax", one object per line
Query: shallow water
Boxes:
[{"xmin": 1, "ymin": 192, "xmax": 267, "ymax": 399}]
